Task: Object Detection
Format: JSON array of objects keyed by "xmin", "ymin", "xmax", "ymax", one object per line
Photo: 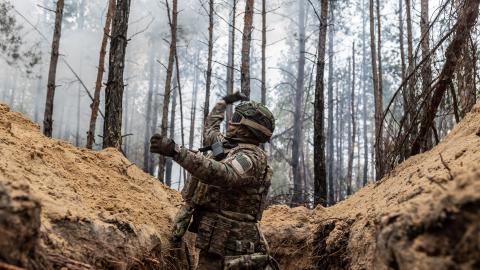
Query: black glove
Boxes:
[
  {"xmin": 150, "ymin": 134, "xmax": 177, "ymax": 157},
  {"xmin": 223, "ymin": 91, "xmax": 248, "ymax": 104}
]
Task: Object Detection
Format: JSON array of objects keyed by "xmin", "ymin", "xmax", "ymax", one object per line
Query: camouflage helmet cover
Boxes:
[{"xmin": 232, "ymin": 101, "xmax": 275, "ymax": 143}]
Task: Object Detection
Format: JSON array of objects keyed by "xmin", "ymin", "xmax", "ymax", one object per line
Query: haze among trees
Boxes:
[{"xmin": 1, "ymin": 0, "xmax": 479, "ymax": 207}]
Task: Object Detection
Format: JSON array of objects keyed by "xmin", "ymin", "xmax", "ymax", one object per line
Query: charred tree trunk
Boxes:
[
  {"xmin": 102, "ymin": 0, "xmax": 131, "ymax": 149},
  {"xmin": 291, "ymin": 0, "xmax": 306, "ymax": 206},
  {"xmin": 240, "ymin": 0, "xmax": 254, "ymax": 98},
  {"xmin": 158, "ymin": 0, "xmax": 177, "ymax": 182},
  {"xmin": 347, "ymin": 43, "xmax": 356, "ymax": 195},
  {"xmin": 87, "ymin": 0, "xmax": 115, "ymax": 149},
  {"xmin": 313, "ymin": 0, "xmax": 329, "ymax": 207},
  {"xmin": 411, "ymin": 0, "xmax": 480, "ymax": 155},
  {"xmin": 327, "ymin": 0, "xmax": 335, "ymax": 205},
  {"xmin": 43, "ymin": 0, "xmax": 64, "ymax": 138},
  {"xmin": 203, "ymin": 0, "xmax": 214, "ymax": 128}
]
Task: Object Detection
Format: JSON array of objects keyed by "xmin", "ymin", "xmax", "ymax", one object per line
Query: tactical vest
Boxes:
[
  {"xmin": 191, "ymin": 144, "xmax": 271, "ymax": 221},
  {"xmin": 188, "ymin": 144, "xmax": 273, "ymax": 257}
]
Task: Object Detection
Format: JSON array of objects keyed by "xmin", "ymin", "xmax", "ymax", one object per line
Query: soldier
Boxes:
[{"xmin": 150, "ymin": 92, "xmax": 279, "ymax": 269}]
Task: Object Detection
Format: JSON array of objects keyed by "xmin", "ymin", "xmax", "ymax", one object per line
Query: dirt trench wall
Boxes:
[
  {"xmin": 0, "ymin": 103, "xmax": 193, "ymax": 269},
  {"xmin": 1, "ymin": 101, "xmax": 480, "ymax": 270},
  {"xmin": 262, "ymin": 103, "xmax": 480, "ymax": 270}
]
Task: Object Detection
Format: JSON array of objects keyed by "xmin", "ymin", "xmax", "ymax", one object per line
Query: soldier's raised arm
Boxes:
[
  {"xmin": 203, "ymin": 91, "xmax": 248, "ymax": 147},
  {"xmin": 202, "ymin": 100, "xmax": 226, "ymax": 147}
]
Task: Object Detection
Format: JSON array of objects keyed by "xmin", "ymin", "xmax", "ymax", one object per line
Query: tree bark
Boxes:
[
  {"xmin": 405, "ymin": 0, "xmax": 415, "ymax": 158},
  {"xmin": 102, "ymin": 0, "xmax": 131, "ymax": 149},
  {"xmin": 158, "ymin": 0, "xmax": 178, "ymax": 183},
  {"xmin": 369, "ymin": 0, "xmax": 383, "ymax": 180},
  {"xmin": 143, "ymin": 45, "xmax": 156, "ymax": 172},
  {"xmin": 420, "ymin": 0, "xmax": 433, "ymax": 151},
  {"xmin": 361, "ymin": 0, "xmax": 369, "ymax": 187},
  {"xmin": 327, "ymin": 0, "xmax": 335, "ymax": 205},
  {"xmin": 291, "ymin": 0, "xmax": 306, "ymax": 206},
  {"xmin": 203, "ymin": 0, "xmax": 214, "ymax": 128},
  {"xmin": 43, "ymin": 0, "xmax": 64, "ymax": 138},
  {"xmin": 226, "ymin": 0, "xmax": 237, "ymax": 121},
  {"xmin": 411, "ymin": 0, "xmax": 480, "ymax": 155},
  {"xmin": 313, "ymin": 0, "xmax": 329, "ymax": 207},
  {"xmin": 261, "ymin": 0, "xmax": 266, "ymax": 105},
  {"xmin": 240, "ymin": 0, "xmax": 254, "ymax": 98},
  {"xmin": 87, "ymin": 0, "xmax": 115, "ymax": 149},
  {"xmin": 165, "ymin": 73, "xmax": 178, "ymax": 187},
  {"xmin": 347, "ymin": 43, "xmax": 356, "ymax": 195},
  {"xmin": 189, "ymin": 52, "xmax": 200, "ymax": 149}
]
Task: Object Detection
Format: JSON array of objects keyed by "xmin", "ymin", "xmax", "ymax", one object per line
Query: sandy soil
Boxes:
[
  {"xmin": 261, "ymin": 102, "xmax": 480, "ymax": 269},
  {"xmin": 0, "ymin": 101, "xmax": 479, "ymax": 269},
  {"xmin": 0, "ymin": 103, "xmax": 188, "ymax": 269}
]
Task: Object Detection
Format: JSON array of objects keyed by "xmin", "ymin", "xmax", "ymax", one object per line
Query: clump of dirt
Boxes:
[
  {"xmin": 261, "ymin": 103, "xmax": 480, "ymax": 269},
  {"xmin": 0, "ymin": 103, "xmax": 190, "ymax": 269}
]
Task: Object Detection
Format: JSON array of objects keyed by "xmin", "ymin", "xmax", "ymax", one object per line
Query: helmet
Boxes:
[{"xmin": 231, "ymin": 101, "xmax": 275, "ymax": 143}]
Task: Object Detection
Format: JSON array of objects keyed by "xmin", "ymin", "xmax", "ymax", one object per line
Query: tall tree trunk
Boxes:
[
  {"xmin": 313, "ymin": 0, "xmax": 329, "ymax": 207},
  {"xmin": 327, "ymin": 0, "xmax": 335, "ymax": 205},
  {"xmin": 87, "ymin": 0, "xmax": 115, "ymax": 149},
  {"xmin": 189, "ymin": 51, "xmax": 200, "ymax": 149},
  {"xmin": 43, "ymin": 0, "xmax": 64, "ymax": 137},
  {"xmin": 165, "ymin": 73, "xmax": 178, "ymax": 187},
  {"xmin": 411, "ymin": 0, "xmax": 480, "ymax": 155},
  {"xmin": 291, "ymin": 0, "xmax": 306, "ymax": 206},
  {"xmin": 240, "ymin": 0, "xmax": 254, "ymax": 98},
  {"xmin": 361, "ymin": 0, "xmax": 369, "ymax": 187},
  {"xmin": 398, "ymin": 0, "xmax": 408, "ymax": 161},
  {"xmin": 174, "ymin": 48, "xmax": 186, "ymax": 184},
  {"xmin": 420, "ymin": 0, "xmax": 433, "ymax": 151},
  {"xmin": 226, "ymin": 0, "xmax": 237, "ymax": 121},
  {"xmin": 347, "ymin": 43, "xmax": 356, "ymax": 195},
  {"xmin": 143, "ymin": 46, "xmax": 156, "ymax": 172},
  {"xmin": 76, "ymin": 80, "xmax": 81, "ymax": 146},
  {"xmin": 158, "ymin": 0, "xmax": 178, "ymax": 182},
  {"xmin": 150, "ymin": 63, "xmax": 160, "ymax": 173},
  {"xmin": 203, "ymin": 0, "xmax": 214, "ymax": 128},
  {"xmin": 369, "ymin": 0, "xmax": 383, "ymax": 180},
  {"xmin": 405, "ymin": 0, "xmax": 415, "ymax": 158},
  {"xmin": 103, "ymin": 0, "xmax": 131, "ymax": 149},
  {"xmin": 261, "ymin": 0, "xmax": 267, "ymax": 105}
]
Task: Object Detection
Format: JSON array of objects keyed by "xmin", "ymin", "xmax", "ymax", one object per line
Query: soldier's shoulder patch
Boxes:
[{"xmin": 231, "ymin": 154, "xmax": 253, "ymax": 175}]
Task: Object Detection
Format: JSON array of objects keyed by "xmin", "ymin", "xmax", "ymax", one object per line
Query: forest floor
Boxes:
[{"xmin": 0, "ymin": 102, "xmax": 479, "ymax": 269}]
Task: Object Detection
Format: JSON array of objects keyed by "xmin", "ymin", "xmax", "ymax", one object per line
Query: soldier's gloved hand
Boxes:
[
  {"xmin": 223, "ymin": 90, "xmax": 248, "ymax": 104},
  {"xmin": 150, "ymin": 134, "xmax": 177, "ymax": 157}
]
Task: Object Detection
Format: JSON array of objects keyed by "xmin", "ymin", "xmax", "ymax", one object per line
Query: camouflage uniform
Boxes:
[{"xmin": 172, "ymin": 100, "xmax": 274, "ymax": 270}]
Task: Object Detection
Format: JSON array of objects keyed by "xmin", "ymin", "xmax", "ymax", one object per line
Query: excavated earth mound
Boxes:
[
  {"xmin": 261, "ymin": 103, "xmax": 480, "ymax": 270},
  {"xmin": 0, "ymin": 104, "xmax": 192, "ymax": 269},
  {"xmin": 1, "ymin": 101, "xmax": 480, "ymax": 270}
]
